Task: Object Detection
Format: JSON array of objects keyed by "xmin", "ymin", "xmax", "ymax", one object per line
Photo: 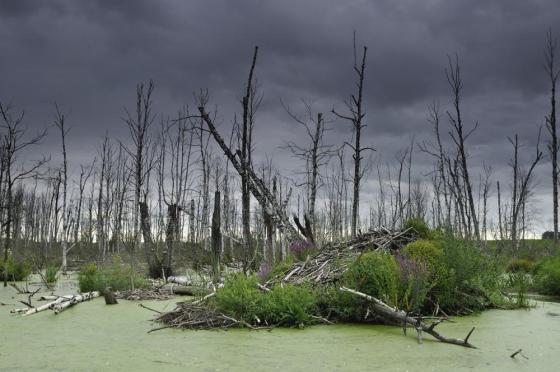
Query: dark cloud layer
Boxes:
[{"xmin": 1, "ymin": 0, "xmax": 559, "ymax": 232}]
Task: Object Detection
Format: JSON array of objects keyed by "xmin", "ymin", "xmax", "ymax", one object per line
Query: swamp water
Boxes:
[{"xmin": 1, "ymin": 279, "xmax": 559, "ymax": 371}]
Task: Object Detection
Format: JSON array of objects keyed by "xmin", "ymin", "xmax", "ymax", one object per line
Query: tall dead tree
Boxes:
[
  {"xmin": 211, "ymin": 190, "xmax": 222, "ymax": 281},
  {"xmin": 197, "ymin": 49, "xmax": 304, "ymax": 250},
  {"xmin": 123, "ymin": 80, "xmax": 156, "ymax": 275},
  {"xmin": 445, "ymin": 56, "xmax": 480, "ymax": 240},
  {"xmin": 283, "ymin": 101, "xmax": 334, "ymax": 236},
  {"xmin": 545, "ymin": 29, "xmax": 559, "ymax": 246},
  {"xmin": 53, "ymin": 104, "xmax": 70, "ymax": 272},
  {"xmin": 0, "ymin": 102, "xmax": 46, "ymax": 286},
  {"xmin": 508, "ymin": 132, "xmax": 543, "ymax": 250},
  {"xmin": 333, "ymin": 36, "xmax": 372, "ymax": 237}
]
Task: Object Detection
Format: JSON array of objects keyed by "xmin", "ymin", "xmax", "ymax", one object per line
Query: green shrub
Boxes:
[
  {"xmin": 430, "ymin": 236, "xmax": 503, "ymax": 311},
  {"xmin": 342, "ymin": 252, "xmax": 400, "ymax": 307},
  {"xmin": 404, "ymin": 218, "xmax": 431, "ymax": 239},
  {"xmin": 402, "ymin": 240, "xmax": 443, "ymax": 279},
  {"xmin": 507, "ymin": 258, "xmax": 535, "ymax": 273},
  {"xmin": 214, "ymin": 273, "xmax": 263, "ymax": 323},
  {"xmin": 534, "ymin": 256, "xmax": 560, "ymax": 296},
  {"xmin": 0, "ymin": 256, "xmax": 31, "ymax": 281},
  {"xmin": 262, "ymin": 285, "xmax": 317, "ymax": 326},
  {"xmin": 78, "ymin": 258, "xmax": 147, "ymax": 293}
]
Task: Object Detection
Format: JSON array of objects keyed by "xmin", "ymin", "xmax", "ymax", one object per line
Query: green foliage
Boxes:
[
  {"xmin": 534, "ymin": 256, "xmax": 560, "ymax": 296},
  {"xmin": 507, "ymin": 258, "xmax": 535, "ymax": 273},
  {"xmin": 507, "ymin": 272, "xmax": 533, "ymax": 308},
  {"xmin": 404, "ymin": 218, "xmax": 431, "ymax": 239},
  {"xmin": 214, "ymin": 273, "xmax": 318, "ymax": 327},
  {"xmin": 45, "ymin": 265, "xmax": 58, "ymax": 284},
  {"xmin": 402, "ymin": 240, "xmax": 443, "ymax": 278},
  {"xmin": 78, "ymin": 258, "xmax": 147, "ymax": 292},
  {"xmin": 214, "ymin": 273, "xmax": 263, "ymax": 323},
  {"xmin": 261, "ymin": 285, "xmax": 317, "ymax": 326},
  {"xmin": 0, "ymin": 255, "xmax": 31, "ymax": 281},
  {"xmin": 342, "ymin": 252, "xmax": 400, "ymax": 307},
  {"xmin": 430, "ymin": 236, "xmax": 503, "ymax": 311}
]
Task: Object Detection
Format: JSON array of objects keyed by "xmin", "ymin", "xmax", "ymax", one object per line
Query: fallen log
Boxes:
[
  {"xmin": 161, "ymin": 284, "xmax": 204, "ymax": 296},
  {"xmin": 167, "ymin": 276, "xmax": 192, "ymax": 286},
  {"xmin": 53, "ymin": 292, "xmax": 100, "ymax": 314},
  {"xmin": 340, "ymin": 287, "xmax": 476, "ymax": 348},
  {"xmin": 23, "ymin": 296, "xmax": 71, "ymax": 316}
]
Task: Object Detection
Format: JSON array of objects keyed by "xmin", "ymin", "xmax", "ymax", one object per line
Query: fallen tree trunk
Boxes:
[
  {"xmin": 340, "ymin": 287, "xmax": 476, "ymax": 348},
  {"xmin": 161, "ymin": 284, "xmax": 205, "ymax": 296},
  {"xmin": 53, "ymin": 292, "xmax": 100, "ymax": 314},
  {"xmin": 167, "ymin": 276, "xmax": 192, "ymax": 286}
]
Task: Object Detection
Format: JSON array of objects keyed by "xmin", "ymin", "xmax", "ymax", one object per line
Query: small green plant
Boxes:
[
  {"xmin": 403, "ymin": 218, "xmax": 431, "ymax": 239},
  {"xmin": 45, "ymin": 265, "xmax": 58, "ymax": 284},
  {"xmin": 507, "ymin": 272, "xmax": 532, "ymax": 308},
  {"xmin": 78, "ymin": 263, "xmax": 103, "ymax": 292},
  {"xmin": 534, "ymin": 256, "xmax": 560, "ymax": 296},
  {"xmin": 0, "ymin": 256, "xmax": 31, "ymax": 281}
]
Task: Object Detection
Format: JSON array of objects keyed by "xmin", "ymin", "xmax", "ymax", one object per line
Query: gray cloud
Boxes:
[{"xmin": 1, "ymin": 0, "xmax": 559, "ymax": 233}]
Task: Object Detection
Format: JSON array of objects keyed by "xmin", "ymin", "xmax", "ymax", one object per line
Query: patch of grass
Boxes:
[
  {"xmin": 45, "ymin": 265, "xmax": 58, "ymax": 284},
  {"xmin": 78, "ymin": 257, "xmax": 147, "ymax": 292}
]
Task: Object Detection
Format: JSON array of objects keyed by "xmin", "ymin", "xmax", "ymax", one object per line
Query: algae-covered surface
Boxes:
[{"xmin": 1, "ymin": 281, "xmax": 559, "ymax": 372}]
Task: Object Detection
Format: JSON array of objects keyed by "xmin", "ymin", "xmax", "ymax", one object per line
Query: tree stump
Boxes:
[{"xmin": 104, "ymin": 287, "xmax": 118, "ymax": 305}]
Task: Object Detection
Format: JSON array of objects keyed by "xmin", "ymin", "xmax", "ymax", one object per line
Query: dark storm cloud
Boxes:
[{"xmin": 1, "ymin": 0, "xmax": 559, "ymax": 230}]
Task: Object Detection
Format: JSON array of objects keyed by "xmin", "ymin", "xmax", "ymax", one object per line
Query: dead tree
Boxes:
[
  {"xmin": 545, "ymin": 29, "xmax": 559, "ymax": 246},
  {"xmin": 0, "ymin": 101, "xmax": 47, "ymax": 287},
  {"xmin": 211, "ymin": 190, "xmax": 222, "ymax": 281},
  {"xmin": 53, "ymin": 104, "xmax": 70, "ymax": 272},
  {"xmin": 508, "ymin": 132, "xmax": 543, "ymax": 249},
  {"xmin": 282, "ymin": 100, "xmax": 335, "ymax": 237},
  {"xmin": 445, "ymin": 55, "xmax": 480, "ymax": 240},
  {"xmin": 123, "ymin": 80, "xmax": 156, "ymax": 276},
  {"xmin": 333, "ymin": 35, "xmax": 373, "ymax": 237}
]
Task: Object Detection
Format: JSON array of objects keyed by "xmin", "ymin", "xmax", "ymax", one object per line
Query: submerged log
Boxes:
[{"xmin": 340, "ymin": 287, "xmax": 476, "ymax": 348}]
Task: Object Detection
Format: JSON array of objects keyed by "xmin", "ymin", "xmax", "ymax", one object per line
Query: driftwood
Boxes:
[
  {"xmin": 340, "ymin": 287, "xmax": 476, "ymax": 348},
  {"xmin": 265, "ymin": 227, "xmax": 418, "ymax": 288},
  {"xmin": 53, "ymin": 292, "xmax": 100, "ymax": 314},
  {"xmin": 167, "ymin": 276, "xmax": 192, "ymax": 286},
  {"xmin": 22, "ymin": 292, "xmax": 100, "ymax": 316}
]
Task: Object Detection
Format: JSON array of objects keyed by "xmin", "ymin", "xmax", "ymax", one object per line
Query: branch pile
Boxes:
[
  {"xmin": 265, "ymin": 227, "xmax": 418, "ymax": 288},
  {"xmin": 13, "ymin": 291, "xmax": 100, "ymax": 316},
  {"xmin": 154, "ymin": 301, "xmax": 260, "ymax": 330}
]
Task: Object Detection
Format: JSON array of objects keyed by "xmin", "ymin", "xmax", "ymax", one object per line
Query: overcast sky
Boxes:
[{"xmin": 1, "ymin": 0, "xmax": 559, "ymax": 234}]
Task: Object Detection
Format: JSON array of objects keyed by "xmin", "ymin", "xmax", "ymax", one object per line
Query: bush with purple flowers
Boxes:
[{"xmin": 290, "ymin": 239, "xmax": 317, "ymax": 261}]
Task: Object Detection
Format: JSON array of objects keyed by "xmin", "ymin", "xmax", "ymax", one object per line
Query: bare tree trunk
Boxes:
[
  {"xmin": 211, "ymin": 190, "xmax": 221, "ymax": 281},
  {"xmin": 545, "ymin": 29, "xmax": 559, "ymax": 247}
]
